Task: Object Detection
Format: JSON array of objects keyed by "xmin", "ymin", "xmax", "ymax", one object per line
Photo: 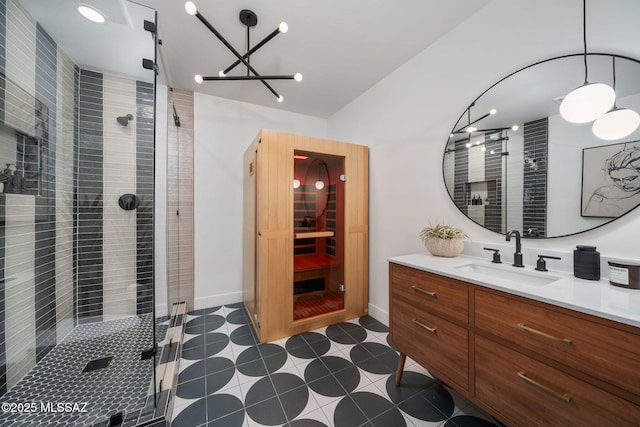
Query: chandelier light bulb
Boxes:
[
  {"xmin": 218, "ymin": 70, "xmax": 226, "ymax": 77},
  {"xmin": 279, "ymin": 22, "xmax": 289, "ymax": 33},
  {"xmin": 78, "ymin": 6, "xmax": 105, "ymax": 23},
  {"xmin": 481, "ymin": 146, "xmax": 486, "ymax": 152},
  {"xmin": 466, "ymin": 126, "xmax": 477, "ymax": 133},
  {"xmin": 277, "ymin": 95, "xmax": 284, "ymax": 103},
  {"xmin": 560, "ymin": 82, "xmax": 616, "ymax": 123},
  {"xmin": 194, "ymin": 74, "xmax": 203, "ymax": 84},
  {"xmin": 511, "ymin": 125, "xmax": 519, "ymax": 131},
  {"xmin": 592, "ymin": 107, "xmax": 640, "ymax": 140},
  {"xmin": 293, "ymin": 179, "xmax": 301, "ymax": 189},
  {"xmin": 294, "ymin": 73, "xmax": 303, "ymax": 82},
  {"xmin": 465, "ymin": 142, "xmax": 472, "ymax": 148},
  {"xmin": 490, "ymin": 149, "xmax": 496, "ymax": 154},
  {"xmin": 490, "ymin": 109, "xmax": 497, "ymax": 115},
  {"xmin": 184, "ymin": 1, "xmax": 197, "ymax": 16},
  {"xmin": 315, "ymin": 180, "xmax": 325, "ymax": 190}
]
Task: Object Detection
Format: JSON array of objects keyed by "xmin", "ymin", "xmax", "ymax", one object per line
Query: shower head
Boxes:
[{"xmin": 117, "ymin": 114, "xmax": 134, "ymax": 126}]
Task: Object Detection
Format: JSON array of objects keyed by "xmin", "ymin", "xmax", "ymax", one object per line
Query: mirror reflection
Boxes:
[{"xmin": 443, "ymin": 53, "xmax": 640, "ymax": 238}]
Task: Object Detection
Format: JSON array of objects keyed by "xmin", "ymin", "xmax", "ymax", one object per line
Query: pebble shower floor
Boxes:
[{"xmin": 171, "ymin": 303, "xmax": 501, "ymax": 427}]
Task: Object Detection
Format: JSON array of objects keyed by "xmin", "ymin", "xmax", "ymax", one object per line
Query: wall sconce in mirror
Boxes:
[
  {"xmin": 559, "ymin": 0, "xmax": 615, "ymax": 124},
  {"xmin": 592, "ymin": 57, "xmax": 640, "ymax": 140},
  {"xmin": 293, "ymin": 179, "xmax": 301, "ymax": 189}
]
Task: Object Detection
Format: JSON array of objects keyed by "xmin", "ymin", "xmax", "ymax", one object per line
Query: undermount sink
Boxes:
[{"xmin": 453, "ymin": 262, "xmax": 561, "ymax": 286}]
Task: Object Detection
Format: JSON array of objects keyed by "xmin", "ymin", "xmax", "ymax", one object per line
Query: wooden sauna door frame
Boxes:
[{"xmin": 245, "ymin": 130, "xmax": 369, "ymax": 343}]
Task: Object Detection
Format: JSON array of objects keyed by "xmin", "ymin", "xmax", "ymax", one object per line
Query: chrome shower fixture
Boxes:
[{"xmin": 117, "ymin": 114, "xmax": 134, "ymax": 126}]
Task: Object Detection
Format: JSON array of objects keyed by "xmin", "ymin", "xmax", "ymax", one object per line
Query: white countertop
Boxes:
[{"xmin": 389, "ymin": 253, "xmax": 640, "ymax": 329}]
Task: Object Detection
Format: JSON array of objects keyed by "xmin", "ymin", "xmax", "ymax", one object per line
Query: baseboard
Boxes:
[
  {"xmin": 194, "ymin": 291, "xmax": 243, "ymax": 311},
  {"xmin": 155, "ymin": 303, "xmax": 169, "ymax": 318},
  {"xmin": 367, "ymin": 302, "xmax": 389, "ymax": 327}
]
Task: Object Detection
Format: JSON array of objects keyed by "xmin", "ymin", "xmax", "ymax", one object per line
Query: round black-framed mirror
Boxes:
[{"xmin": 443, "ymin": 53, "xmax": 640, "ymax": 238}]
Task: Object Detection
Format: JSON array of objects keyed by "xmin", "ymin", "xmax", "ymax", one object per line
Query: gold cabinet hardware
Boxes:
[
  {"xmin": 517, "ymin": 371, "xmax": 572, "ymax": 403},
  {"xmin": 517, "ymin": 323, "xmax": 572, "ymax": 346},
  {"xmin": 411, "ymin": 286, "xmax": 437, "ymax": 298},
  {"xmin": 412, "ymin": 318, "xmax": 437, "ymax": 334}
]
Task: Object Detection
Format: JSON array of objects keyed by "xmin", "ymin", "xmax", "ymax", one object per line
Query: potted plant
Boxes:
[{"xmin": 419, "ymin": 223, "xmax": 468, "ymax": 257}]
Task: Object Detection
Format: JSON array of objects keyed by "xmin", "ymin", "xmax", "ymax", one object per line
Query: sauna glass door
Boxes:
[{"xmin": 293, "ymin": 150, "xmax": 345, "ymax": 321}]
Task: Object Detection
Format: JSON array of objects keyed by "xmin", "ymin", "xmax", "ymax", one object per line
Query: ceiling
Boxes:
[
  {"xmin": 47, "ymin": 0, "xmax": 486, "ymax": 118},
  {"xmin": 145, "ymin": 0, "xmax": 491, "ymax": 118}
]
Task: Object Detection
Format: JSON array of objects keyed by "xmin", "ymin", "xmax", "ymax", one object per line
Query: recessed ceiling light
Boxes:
[{"xmin": 78, "ymin": 5, "xmax": 105, "ymax": 23}]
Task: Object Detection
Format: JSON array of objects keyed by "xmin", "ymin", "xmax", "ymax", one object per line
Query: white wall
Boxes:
[
  {"xmin": 193, "ymin": 93, "xmax": 326, "ymax": 309},
  {"xmin": 326, "ymin": 0, "xmax": 640, "ymax": 324}
]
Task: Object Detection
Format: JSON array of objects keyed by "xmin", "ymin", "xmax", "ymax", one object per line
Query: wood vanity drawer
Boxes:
[
  {"xmin": 391, "ymin": 298, "xmax": 469, "ymax": 392},
  {"xmin": 390, "ymin": 263, "xmax": 469, "ymax": 324},
  {"xmin": 475, "ymin": 336, "xmax": 640, "ymax": 426},
  {"xmin": 475, "ymin": 289, "xmax": 640, "ymax": 398}
]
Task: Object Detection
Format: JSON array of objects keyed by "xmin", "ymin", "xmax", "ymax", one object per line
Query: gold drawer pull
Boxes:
[
  {"xmin": 412, "ymin": 286, "xmax": 437, "ymax": 298},
  {"xmin": 412, "ymin": 318, "xmax": 437, "ymax": 334},
  {"xmin": 517, "ymin": 323, "xmax": 572, "ymax": 346},
  {"xmin": 517, "ymin": 371, "xmax": 572, "ymax": 403}
]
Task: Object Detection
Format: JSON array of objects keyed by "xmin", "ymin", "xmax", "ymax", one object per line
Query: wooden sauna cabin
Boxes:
[{"xmin": 242, "ymin": 129, "xmax": 369, "ymax": 343}]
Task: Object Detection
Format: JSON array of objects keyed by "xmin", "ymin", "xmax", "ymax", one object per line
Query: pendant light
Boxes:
[
  {"xmin": 559, "ymin": 0, "xmax": 615, "ymax": 124},
  {"xmin": 592, "ymin": 57, "xmax": 640, "ymax": 140},
  {"xmin": 184, "ymin": 2, "xmax": 302, "ymax": 102}
]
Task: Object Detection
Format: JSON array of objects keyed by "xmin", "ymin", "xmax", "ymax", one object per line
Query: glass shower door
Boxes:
[{"xmin": 293, "ymin": 150, "xmax": 345, "ymax": 321}]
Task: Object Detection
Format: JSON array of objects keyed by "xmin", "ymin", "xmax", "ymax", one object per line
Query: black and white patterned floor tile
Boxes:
[{"xmin": 171, "ymin": 303, "xmax": 501, "ymax": 427}]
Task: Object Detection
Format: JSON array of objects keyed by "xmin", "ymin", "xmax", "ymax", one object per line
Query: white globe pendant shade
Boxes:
[
  {"xmin": 592, "ymin": 107, "xmax": 640, "ymax": 140},
  {"xmin": 559, "ymin": 82, "xmax": 616, "ymax": 123}
]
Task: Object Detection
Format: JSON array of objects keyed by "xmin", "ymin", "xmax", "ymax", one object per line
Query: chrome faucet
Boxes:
[{"xmin": 505, "ymin": 230, "xmax": 524, "ymax": 268}]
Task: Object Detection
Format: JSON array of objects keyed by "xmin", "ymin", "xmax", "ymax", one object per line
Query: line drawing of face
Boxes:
[{"xmin": 609, "ymin": 168, "xmax": 640, "ymax": 192}]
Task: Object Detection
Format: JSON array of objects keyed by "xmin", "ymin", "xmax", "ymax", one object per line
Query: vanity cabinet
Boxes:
[
  {"xmin": 389, "ymin": 263, "xmax": 470, "ymax": 393},
  {"xmin": 389, "ymin": 262, "xmax": 640, "ymax": 426}
]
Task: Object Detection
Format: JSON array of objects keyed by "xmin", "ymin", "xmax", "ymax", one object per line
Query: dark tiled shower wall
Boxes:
[
  {"xmin": 76, "ymin": 69, "xmax": 105, "ymax": 323},
  {"xmin": 453, "ymin": 138, "xmax": 469, "ymax": 214},
  {"xmin": 0, "ymin": 0, "xmax": 154, "ymax": 396},
  {"xmin": 136, "ymin": 81, "xmax": 154, "ymax": 315},
  {"xmin": 34, "ymin": 22, "xmax": 57, "ymax": 362},
  {"xmin": 523, "ymin": 118, "xmax": 548, "ymax": 236}
]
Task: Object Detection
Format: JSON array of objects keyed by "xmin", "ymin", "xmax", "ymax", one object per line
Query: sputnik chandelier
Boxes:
[{"xmin": 184, "ymin": 1, "xmax": 302, "ymax": 102}]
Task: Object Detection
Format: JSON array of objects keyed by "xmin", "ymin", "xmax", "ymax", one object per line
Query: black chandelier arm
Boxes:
[
  {"xmin": 452, "ymin": 111, "xmax": 493, "ymax": 134},
  {"xmin": 193, "ymin": 11, "xmax": 282, "ymax": 99},
  {"xmin": 202, "ymin": 75, "xmax": 296, "ymax": 81},
  {"xmin": 223, "ymin": 26, "xmax": 283, "ymax": 76}
]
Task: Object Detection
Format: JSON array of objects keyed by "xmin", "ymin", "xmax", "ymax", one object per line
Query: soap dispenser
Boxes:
[{"xmin": 573, "ymin": 245, "xmax": 600, "ymax": 280}]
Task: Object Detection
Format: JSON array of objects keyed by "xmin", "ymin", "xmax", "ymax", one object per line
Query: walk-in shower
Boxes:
[{"xmin": 0, "ymin": 0, "xmax": 167, "ymax": 425}]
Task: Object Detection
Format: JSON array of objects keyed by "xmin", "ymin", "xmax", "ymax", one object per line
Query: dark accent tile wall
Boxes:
[
  {"xmin": 34, "ymin": 22, "xmax": 57, "ymax": 362},
  {"xmin": 77, "ymin": 69, "xmax": 104, "ymax": 323},
  {"xmin": 523, "ymin": 118, "xmax": 548, "ymax": 236},
  {"xmin": 136, "ymin": 81, "xmax": 154, "ymax": 315},
  {"xmin": 0, "ymin": 195, "xmax": 6, "ymax": 397},
  {"xmin": 484, "ymin": 137, "xmax": 502, "ymax": 233}
]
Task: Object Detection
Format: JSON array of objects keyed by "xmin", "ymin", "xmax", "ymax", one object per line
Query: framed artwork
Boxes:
[{"xmin": 581, "ymin": 142, "xmax": 640, "ymax": 218}]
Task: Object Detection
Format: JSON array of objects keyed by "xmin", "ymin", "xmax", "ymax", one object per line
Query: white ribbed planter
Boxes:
[{"xmin": 424, "ymin": 238, "xmax": 464, "ymax": 258}]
